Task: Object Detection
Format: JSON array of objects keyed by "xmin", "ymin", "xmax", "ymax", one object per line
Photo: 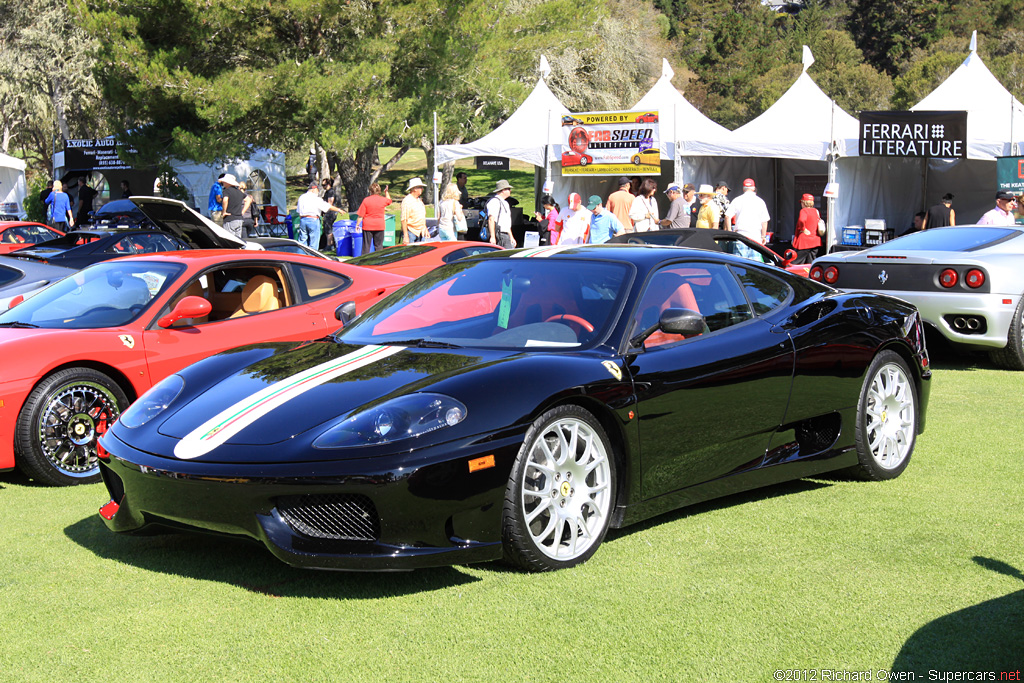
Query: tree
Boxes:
[{"xmin": 848, "ymin": 0, "xmax": 945, "ymax": 75}]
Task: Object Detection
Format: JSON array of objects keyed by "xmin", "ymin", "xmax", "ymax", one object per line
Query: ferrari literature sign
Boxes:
[
  {"xmin": 560, "ymin": 111, "xmax": 662, "ymax": 176},
  {"xmin": 858, "ymin": 111, "xmax": 967, "ymax": 159}
]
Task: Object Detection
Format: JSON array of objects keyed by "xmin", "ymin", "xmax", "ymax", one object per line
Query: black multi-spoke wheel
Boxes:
[
  {"xmin": 502, "ymin": 405, "xmax": 615, "ymax": 571},
  {"xmin": 15, "ymin": 368, "xmax": 127, "ymax": 486}
]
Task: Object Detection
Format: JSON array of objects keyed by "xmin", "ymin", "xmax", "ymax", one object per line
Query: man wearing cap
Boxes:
[
  {"xmin": 296, "ymin": 181, "xmax": 332, "ymax": 248},
  {"xmin": 725, "ymin": 178, "xmax": 770, "ymax": 249},
  {"xmin": 220, "ymin": 174, "xmax": 253, "ymax": 241},
  {"xmin": 486, "ymin": 179, "xmax": 516, "ymax": 248},
  {"xmin": 208, "ymin": 173, "xmax": 226, "ymax": 223},
  {"xmin": 659, "ymin": 184, "xmax": 690, "ymax": 230},
  {"xmin": 977, "ymin": 191, "xmax": 1018, "ymax": 226},
  {"xmin": 924, "ymin": 193, "xmax": 955, "ymax": 229},
  {"xmin": 682, "ymin": 183, "xmax": 698, "ymax": 227},
  {"xmin": 713, "ymin": 180, "xmax": 731, "ymax": 230},
  {"xmin": 606, "ymin": 176, "xmax": 635, "ymax": 233},
  {"xmin": 588, "ymin": 195, "xmax": 626, "ymax": 243},
  {"xmin": 401, "ymin": 177, "xmax": 429, "ymax": 244}
]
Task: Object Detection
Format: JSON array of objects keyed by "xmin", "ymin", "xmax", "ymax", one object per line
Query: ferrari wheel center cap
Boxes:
[
  {"xmin": 560, "ymin": 481, "xmax": 571, "ymax": 497},
  {"xmin": 67, "ymin": 414, "xmax": 96, "ymax": 446}
]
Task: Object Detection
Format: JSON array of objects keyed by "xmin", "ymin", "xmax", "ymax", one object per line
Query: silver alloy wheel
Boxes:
[
  {"xmin": 37, "ymin": 380, "xmax": 120, "ymax": 476},
  {"xmin": 519, "ymin": 416, "xmax": 612, "ymax": 561},
  {"xmin": 864, "ymin": 362, "xmax": 915, "ymax": 470}
]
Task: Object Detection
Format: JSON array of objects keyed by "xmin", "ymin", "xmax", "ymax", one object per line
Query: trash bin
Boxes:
[
  {"xmin": 284, "ymin": 212, "xmax": 295, "ymax": 240},
  {"xmin": 333, "ymin": 219, "xmax": 362, "ymax": 257},
  {"xmin": 383, "ymin": 214, "xmax": 397, "ymax": 247}
]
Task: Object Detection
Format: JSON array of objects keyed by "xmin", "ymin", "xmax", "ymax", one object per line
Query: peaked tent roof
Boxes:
[
  {"xmin": 911, "ymin": 34, "xmax": 1024, "ymax": 160},
  {"xmin": 436, "ymin": 76, "xmax": 569, "ymax": 168},
  {"xmin": 632, "ymin": 60, "xmax": 730, "ymax": 159},
  {"xmin": 682, "ymin": 50, "xmax": 860, "ymax": 160},
  {"xmin": 0, "ymin": 152, "xmax": 27, "ymax": 171}
]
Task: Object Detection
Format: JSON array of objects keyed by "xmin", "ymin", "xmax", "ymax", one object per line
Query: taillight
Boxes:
[
  {"xmin": 965, "ymin": 269, "xmax": 985, "ymax": 288},
  {"xmin": 939, "ymin": 268, "xmax": 958, "ymax": 288},
  {"xmin": 809, "ymin": 265, "xmax": 823, "ymax": 281},
  {"xmin": 823, "ymin": 266, "xmax": 839, "ymax": 284}
]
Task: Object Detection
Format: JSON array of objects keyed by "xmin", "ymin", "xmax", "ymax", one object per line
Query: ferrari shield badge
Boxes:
[
  {"xmin": 119, "ymin": 334, "xmax": 135, "ymax": 349},
  {"xmin": 601, "ymin": 360, "xmax": 622, "ymax": 381}
]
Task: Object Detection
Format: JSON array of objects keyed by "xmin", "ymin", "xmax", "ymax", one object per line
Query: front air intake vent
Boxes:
[{"xmin": 276, "ymin": 494, "xmax": 380, "ymax": 542}]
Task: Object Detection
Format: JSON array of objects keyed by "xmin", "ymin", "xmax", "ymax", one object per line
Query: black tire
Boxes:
[
  {"xmin": 988, "ymin": 295, "xmax": 1024, "ymax": 370},
  {"xmin": 849, "ymin": 350, "xmax": 918, "ymax": 481},
  {"xmin": 502, "ymin": 405, "xmax": 616, "ymax": 571},
  {"xmin": 15, "ymin": 368, "xmax": 128, "ymax": 486}
]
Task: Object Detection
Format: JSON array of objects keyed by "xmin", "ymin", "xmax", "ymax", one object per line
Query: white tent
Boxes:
[
  {"xmin": 0, "ymin": 152, "xmax": 28, "ymax": 220},
  {"xmin": 171, "ymin": 148, "xmax": 287, "ymax": 216},
  {"xmin": 436, "ymin": 71, "xmax": 569, "ymax": 169},
  {"xmin": 837, "ymin": 32, "xmax": 1024, "ymax": 233}
]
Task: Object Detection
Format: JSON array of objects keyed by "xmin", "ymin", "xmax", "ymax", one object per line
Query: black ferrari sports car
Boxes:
[{"xmin": 97, "ymin": 244, "xmax": 930, "ymax": 572}]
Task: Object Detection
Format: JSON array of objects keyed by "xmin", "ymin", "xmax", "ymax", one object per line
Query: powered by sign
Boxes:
[{"xmin": 859, "ymin": 111, "xmax": 967, "ymax": 158}]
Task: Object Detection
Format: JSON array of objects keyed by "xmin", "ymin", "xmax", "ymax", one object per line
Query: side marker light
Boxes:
[
  {"xmin": 468, "ymin": 455, "xmax": 495, "ymax": 473},
  {"xmin": 99, "ymin": 500, "xmax": 120, "ymax": 520}
]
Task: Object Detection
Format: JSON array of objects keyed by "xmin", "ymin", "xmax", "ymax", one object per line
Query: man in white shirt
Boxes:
[
  {"xmin": 558, "ymin": 193, "xmax": 591, "ymax": 244},
  {"xmin": 725, "ymin": 178, "xmax": 770, "ymax": 245},
  {"xmin": 296, "ymin": 182, "xmax": 333, "ymax": 249},
  {"xmin": 976, "ymin": 191, "xmax": 1018, "ymax": 226},
  {"xmin": 486, "ymin": 179, "xmax": 516, "ymax": 248}
]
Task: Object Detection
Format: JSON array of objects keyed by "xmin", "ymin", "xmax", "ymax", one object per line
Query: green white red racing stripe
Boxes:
[
  {"xmin": 512, "ymin": 245, "xmax": 576, "ymax": 258},
  {"xmin": 173, "ymin": 345, "xmax": 403, "ymax": 460}
]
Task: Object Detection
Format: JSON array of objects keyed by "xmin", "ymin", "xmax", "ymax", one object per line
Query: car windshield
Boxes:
[
  {"xmin": 338, "ymin": 258, "xmax": 632, "ymax": 349},
  {"xmin": 869, "ymin": 227, "xmax": 1020, "ymax": 252},
  {"xmin": 0, "ymin": 260, "xmax": 183, "ymax": 329},
  {"xmin": 93, "ymin": 200, "xmax": 144, "ymax": 220},
  {"xmin": 347, "ymin": 245, "xmax": 434, "ymax": 267}
]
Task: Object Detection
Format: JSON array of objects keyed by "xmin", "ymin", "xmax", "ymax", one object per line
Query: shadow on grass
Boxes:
[
  {"xmin": 923, "ymin": 329, "xmax": 1001, "ymax": 372},
  {"xmin": 891, "ymin": 557, "xmax": 1023, "ymax": 673},
  {"xmin": 0, "ymin": 469, "xmax": 50, "ymax": 489},
  {"xmin": 64, "ymin": 516, "xmax": 480, "ymax": 598}
]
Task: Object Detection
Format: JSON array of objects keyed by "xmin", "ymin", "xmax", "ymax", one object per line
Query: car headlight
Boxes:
[
  {"xmin": 313, "ymin": 393, "xmax": 467, "ymax": 449},
  {"xmin": 119, "ymin": 374, "xmax": 185, "ymax": 429}
]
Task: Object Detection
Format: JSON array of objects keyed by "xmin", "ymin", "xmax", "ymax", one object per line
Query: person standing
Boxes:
[
  {"xmin": 713, "ymin": 180, "xmax": 731, "ymax": 230},
  {"xmin": 535, "ymin": 194, "xmax": 561, "ymax": 245},
  {"xmin": 606, "ymin": 176, "xmax": 635, "ymax": 233},
  {"xmin": 628, "ymin": 178, "xmax": 659, "ymax": 232},
  {"xmin": 356, "ymin": 183, "xmax": 392, "ymax": 254},
  {"xmin": 725, "ymin": 178, "xmax": 770, "ymax": 247},
  {"xmin": 792, "ymin": 194, "xmax": 822, "ymax": 263},
  {"xmin": 436, "ymin": 183, "xmax": 465, "ymax": 242},
  {"xmin": 296, "ymin": 181, "xmax": 332, "ymax": 248},
  {"xmin": 120, "ymin": 180, "xmax": 131, "ymax": 199},
  {"xmin": 588, "ymin": 196, "xmax": 626, "ymax": 243},
  {"xmin": 75, "ymin": 177, "xmax": 98, "ymax": 226},
  {"xmin": 977, "ymin": 191, "xmax": 1017, "ymax": 226},
  {"xmin": 659, "ymin": 184, "xmax": 690, "ymax": 229},
  {"xmin": 238, "ymin": 181, "xmax": 260, "ymax": 237},
  {"xmin": 38, "ymin": 180, "xmax": 55, "ymax": 227},
  {"xmin": 456, "ymin": 172, "xmax": 470, "ymax": 205},
  {"xmin": 401, "ymin": 177, "xmax": 429, "ymax": 244},
  {"xmin": 46, "ymin": 180, "xmax": 74, "ymax": 232},
  {"xmin": 321, "ymin": 178, "xmax": 339, "ymax": 250},
  {"xmin": 485, "ymin": 179, "xmax": 515, "ymax": 248},
  {"xmin": 208, "ymin": 174, "xmax": 225, "ymax": 223},
  {"xmin": 924, "ymin": 193, "xmax": 955, "ymax": 229},
  {"xmin": 558, "ymin": 193, "xmax": 591, "ymax": 245},
  {"xmin": 219, "ymin": 174, "xmax": 252, "ymax": 240},
  {"xmin": 694, "ymin": 185, "xmax": 719, "ymax": 230},
  {"xmin": 682, "ymin": 183, "xmax": 698, "ymax": 227}
]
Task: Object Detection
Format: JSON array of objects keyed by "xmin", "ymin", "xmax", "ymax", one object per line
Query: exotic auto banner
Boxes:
[
  {"xmin": 858, "ymin": 111, "xmax": 967, "ymax": 158},
  {"xmin": 560, "ymin": 111, "xmax": 661, "ymax": 176},
  {"xmin": 63, "ymin": 138, "xmax": 139, "ymax": 171}
]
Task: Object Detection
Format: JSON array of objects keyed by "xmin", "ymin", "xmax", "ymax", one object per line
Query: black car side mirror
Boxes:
[
  {"xmin": 335, "ymin": 301, "xmax": 357, "ymax": 325},
  {"xmin": 629, "ymin": 307, "xmax": 706, "ymax": 348}
]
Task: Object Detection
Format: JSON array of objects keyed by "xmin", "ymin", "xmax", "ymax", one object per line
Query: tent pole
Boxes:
[
  {"xmin": 922, "ymin": 157, "xmax": 929, "ymax": 220},
  {"xmin": 432, "ymin": 111, "xmax": 438, "ymax": 207}
]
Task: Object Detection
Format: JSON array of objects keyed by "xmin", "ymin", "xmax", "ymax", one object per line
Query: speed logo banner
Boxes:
[
  {"xmin": 560, "ymin": 111, "xmax": 661, "ymax": 176},
  {"xmin": 858, "ymin": 111, "xmax": 967, "ymax": 158}
]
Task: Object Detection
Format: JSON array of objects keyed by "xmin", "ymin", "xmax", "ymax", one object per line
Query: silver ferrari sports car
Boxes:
[{"xmin": 810, "ymin": 225, "xmax": 1024, "ymax": 369}]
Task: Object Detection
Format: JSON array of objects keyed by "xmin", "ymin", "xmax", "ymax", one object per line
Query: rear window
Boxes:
[
  {"xmin": 0, "ymin": 264, "xmax": 20, "ymax": 287},
  {"xmin": 870, "ymin": 227, "xmax": 1019, "ymax": 252},
  {"xmin": 347, "ymin": 245, "xmax": 433, "ymax": 266}
]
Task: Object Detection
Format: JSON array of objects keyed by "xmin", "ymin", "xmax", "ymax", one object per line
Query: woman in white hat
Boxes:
[
  {"xmin": 401, "ymin": 177, "xmax": 429, "ymax": 243},
  {"xmin": 695, "ymin": 184, "xmax": 720, "ymax": 230}
]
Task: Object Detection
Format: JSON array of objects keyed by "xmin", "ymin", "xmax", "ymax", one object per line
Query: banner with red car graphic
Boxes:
[{"xmin": 559, "ymin": 111, "xmax": 661, "ymax": 176}]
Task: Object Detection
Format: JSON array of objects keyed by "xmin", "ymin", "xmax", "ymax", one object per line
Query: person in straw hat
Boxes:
[
  {"xmin": 401, "ymin": 177, "xmax": 429, "ymax": 244},
  {"xmin": 694, "ymin": 184, "xmax": 720, "ymax": 230}
]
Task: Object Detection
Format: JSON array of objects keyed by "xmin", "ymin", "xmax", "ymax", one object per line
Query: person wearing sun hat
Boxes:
[
  {"xmin": 694, "ymin": 184, "xmax": 720, "ymax": 230},
  {"xmin": 401, "ymin": 177, "xmax": 429, "ymax": 244}
]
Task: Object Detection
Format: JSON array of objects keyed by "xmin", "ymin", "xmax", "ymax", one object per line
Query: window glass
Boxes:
[
  {"xmin": 632, "ymin": 262, "xmax": 753, "ymax": 348},
  {"xmin": 292, "ymin": 265, "xmax": 352, "ymax": 300},
  {"xmin": 731, "ymin": 265, "xmax": 791, "ymax": 315},
  {"xmin": 347, "ymin": 245, "xmax": 433, "ymax": 266},
  {"xmin": 870, "ymin": 227, "xmax": 1017, "ymax": 252},
  {"xmin": 0, "ymin": 264, "xmax": 20, "ymax": 287},
  {"xmin": 194, "ymin": 266, "xmax": 290, "ymax": 322}
]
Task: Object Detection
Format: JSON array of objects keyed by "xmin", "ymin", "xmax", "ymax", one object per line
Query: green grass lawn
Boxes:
[{"xmin": 1, "ymin": 352, "xmax": 1021, "ymax": 681}]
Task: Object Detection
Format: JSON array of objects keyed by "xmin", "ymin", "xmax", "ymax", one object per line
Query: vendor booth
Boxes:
[{"xmin": 0, "ymin": 152, "xmax": 28, "ymax": 220}]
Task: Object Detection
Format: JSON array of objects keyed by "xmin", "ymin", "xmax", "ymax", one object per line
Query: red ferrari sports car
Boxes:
[
  {"xmin": 0, "ymin": 221, "xmax": 64, "ymax": 254},
  {"xmin": 345, "ymin": 241, "xmax": 500, "ymax": 279},
  {"xmin": 0, "ymin": 250, "xmax": 409, "ymax": 486}
]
